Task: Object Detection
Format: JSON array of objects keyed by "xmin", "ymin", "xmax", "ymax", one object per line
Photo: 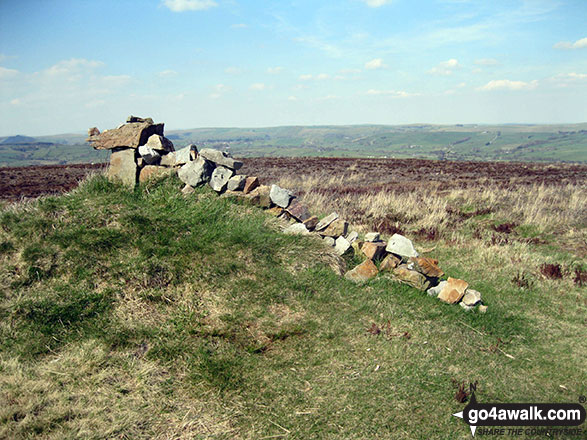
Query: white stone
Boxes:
[{"xmin": 385, "ymin": 233, "xmax": 419, "ymax": 258}]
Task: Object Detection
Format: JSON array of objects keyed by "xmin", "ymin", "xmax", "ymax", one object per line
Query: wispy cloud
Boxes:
[
  {"xmin": 0, "ymin": 66, "xmax": 19, "ymax": 79},
  {"xmin": 478, "ymin": 79, "xmax": 538, "ymax": 91},
  {"xmin": 249, "ymin": 82, "xmax": 266, "ymax": 91},
  {"xmin": 157, "ymin": 69, "xmax": 177, "ymax": 77},
  {"xmin": 267, "ymin": 66, "xmax": 284, "ymax": 74},
  {"xmin": 364, "ymin": 58, "xmax": 385, "ymax": 70},
  {"xmin": 231, "ymin": 23, "xmax": 247, "ymax": 29},
  {"xmin": 360, "ymin": 0, "xmax": 393, "ymax": 7},
  {"xmin": 428, "ymin": 58, "xmax": 460, "ymax": 75},
  {"xmin": 210, "ymin": 83, "xmax": 231, "ymax": 99},
  {"xmin": 162, "ymin": 0, "xmax": 217, "ymax": 12},
  {"xmin": 474, "ymin": 58, "xmax": 499, "ymax": 66},
  {"xmin": 225, "ymin": 66, "xmax": 242, "ymax": 74},
  {"xmin": 45, "ymin": 58, "xmax": 104, "ymax": 76},
  {"xmin": 366, "ymin": 89, "xmax": 419, "ymax": 97},
  {"xmin": 553, "ymin": 37, "xmax": 587, "ymax": 50}
]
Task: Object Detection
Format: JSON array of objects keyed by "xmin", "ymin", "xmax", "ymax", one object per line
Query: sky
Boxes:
[{"xmin": 0, "ymin": 0, "xmax": 586, "ymax": 136}]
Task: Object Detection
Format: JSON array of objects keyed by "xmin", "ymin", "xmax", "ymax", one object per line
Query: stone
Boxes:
[
  {"xmin": 257, "ymin": 185, "xmax": 272, "ymax": 208},
  {"xmin": 174, "ymin": 145, "xmax": 198, "ymax": 165},
  {"xmin": 181, "ymin": 184, "xmax": 195, "ymax": 195},
  {"xmin": 88, "ymin": 127, "xmax": 100, "ymax": 136},
  {"xmin": 361, "ymin": 242, "xmax": 387, "ymax": 261},
  {"xmin": 315, "ymin": 212, "xmax": 338, "ymax": 231},
  {"xmin": 126, "ymin": 115, "xmax": 153, "ymax": 124},
  {"xmin": 351, "ymin": 240, "xmax": 365, "ymax": 257},
  {"xmin": 88, "ymin": 121, "xmax": 164, "ymax": 149},
  {"xmin": 177, "ymin": 156, "xmax": 214, "ymax": 187},
  {"xmin": 243, "ymin": 176, "xmax": 260, "ymax": 194},
  {"xmin": 320, "ymin": 219, "xmax": 348, "ymax": 238},
  {"xmin": 269, "ymin": 184, "xmax": 294, "ymax": 208},
  {"xmin": 106, "ymin": 148, "xmax": 137, "ymax": 187},
  {"xmin": 159, "ymin": 151, "xmax": 176, "ymax": 167},
  {"xmin": 139, "ymin": 165, "xmax": 175, "ymax": 183},
  {"xmin": 284, "ymin": 223, "xmax": 309, "ymax": 235},
  {"xmin": 145, "ymin": 134, "xmax": 174, "ymax": 152},
  {"xmin": 286, "ymin": 199, "xmax": 311, "ymax": 222},
  {"xmin": 364, "ymin": 232, "xmax": 381, "ymax": 242},
  {"xmin": 380, "ymin": 254, "xmax": 401, "ymax": 272},
  {"xmin": 392, "ymin": 265, "xmax": 431, "ymax": 291},
  {"xmin": 199, "ymin": 148, "xmax": 243, "ymax": 170},
  {"xmin": 227, "ymin": 175, "xmax": 247, "ymax": 191},
  {"xmin": 303, "ymin": 216, "xmax": 319, "ymax": 230},
  {"xmin": 323, "ymin": 236, "xmax": 335, "ymax": 246},
  {"xmin": 345, "ymin": 259, "xmax": 378, "ymax": 283},
  {"xmin": 209, "ymin": 166, "xmax": 234, "ymax": 192},
  {"xmin": 409, "ymin": 257, "xmax": 444, "ymax": 278},
  {"xmin": 478, "ymin": 305, "xmax": 488, "ymax": 314},
  {"xmin": 346, "ymin": 231, "xmax": 359, "ymax": 244},
  {"xmin": 462, "ymin": 289, "xmax": 482, "ymax": 307},
  {"xmin": 437, "ymin": 277, "xmax": 469, "ymax": 304},
  {"xmin": 460, "ymin": 302, "xmax": 474, "ymax": 312},
  {"xmin": 427, "ymin": 280, "xmax": 447, "ymax": 297},
  {"xmin": 138, "ymin": 144, "xmax": 161, "ymax": 165},
  {"xmin": 386, "ymin": 233, "xmax": 419, "ymax": 258},
  {"xmin": 334, "ymin": 236, "xmax": 351, "ymax": 256},
  {"xmin": 267, "ymin": 207, "xmax": 283, "ymax": 217}
]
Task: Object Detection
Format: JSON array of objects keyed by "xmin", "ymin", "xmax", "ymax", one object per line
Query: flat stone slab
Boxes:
[
  {"xmin": 139, "ymin": 165, "xmax": 175, "ymax": 183},
  {"xmin": 107, "ymin": 148, "xmax": 137, "ymax": 187},
  {"xmin": 380, "ymin": 253, "xmax": 401, "ymax": 271},
  {"xmin": 437, "ymin": 277, "xmax": 469, "ymax": 304},
  {"xmin": 409, "ymin": 257, "xmax": 444, "ymax": 278},
  {"xmin": 199, "ymin": 148, "xmax": 243, "ymax": 170},
  {"xmin": 334, "ymin": 236, "xmax": 351, "ymax": 255},
  {"xmin": 88, "ymin": 122, "xmax": 164, "ymax": 149},
  {"xmin": 320, "ymin": 219, "xmax": 348, "ymax": 238},
  {"xmin": 315, "ymin": 212, "xmax": 338, "ymax": 231},
  {"xmin": 346, "ymin": 231, "xmax": 359, "ymax": 244},
  {"xmin": 345, "ymin": 259, "xmax": 378, "ymax": 283},
  {"xmin": 364, "ymin": 232, "xmax": 381, "ymax": 242},
  {"xmin": 145, "ymin": 134, "xmax": 174, "ymax": 152},
  {"xmin": 386, "ymin": 233, "xmax": 419, "ymax": 258},
  {"xmin": 392, "ymin": 265, "xmax": 431, "ymax": 291},
  {"xmin": 270, "ymin": 184, "xmax": 293, "ymax": 208},
  {"xmin": 284, "ymin": 222, "xmax": 309, "ymax": 235},
  {"xmin": 303, "ymin": 216, "xmax": 319, "ymax": 230},
  {"xmin": 286, "ymin": 199, "xmax": 311, "ymax": 221},
  {"xmin": 178, "ymin": 156, "xmax": 214, "ymax": 187},
  {"xmin": 227, "ymin": 175, "xmax": 247, "ymax": 191}
]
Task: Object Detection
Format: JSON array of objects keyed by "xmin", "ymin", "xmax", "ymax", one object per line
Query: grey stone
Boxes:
[
  {"xmin": 315, "ymin": 212, "xmax": 338, "ymax": 231},
  {"xmin": 270, "ymin": 184, "xmax": 294, "ymax": 208},
  {"xmin": 145, "ymin": 134, "xmax": 174, "ymax": 152},
  {"xmin": 323, "ymin": 236, "xmax": 335, "ymax": 246},
  {"xmin": 227, "ymin": 175, "xmax": 247, "ymax": 191},
  {"xmin": 175, "ymin": 146, "xmax": 195, "ymax": 165},
  {"xmin": 87, "ymin": 121, "xmax": 164, "ymax": 149},
  {"xmin": 386, "ymin": 233, "xmax": 419, "ymax": 258},
  {"xmin": 459, "ymin": 302, "xmax": 474, "ymax": 312},
  {"xmin": 462, "ymin": 289, "xmax": 482, "ymax": 307},
  {"xmin": 181, "ymin": 184, "xmax": 195, "ymax": 195},
  {"xmin": 126, "ymin": 115, "xmax": 153, "ymax": 124},
  {"xmin": 107, "ymin": 148, "xmax": 137, "ymax": 187},
  {"xmin": 334, "ymin": 236, "xmax": 351, "ymax": 255},
  {"xmin": 138, "ymin": 144, "xmax": 161, "ymax": 165},
  {"xmin": 284, "ymin": 223, "xmax": 309, "ymax": 235},
  {"xmin": 177, "ymin": 156, "xmax": 214, "ymax": 187},
  {"xmin": 427, "ymin": 280, "xmax": 447, "ymax": 297},
  {"xmin": 199, "ymin": 148, "xmax": 243, "ymax": 170},
  {"xmin": 364, "ymin": 232, "xmax": 381, "ymax": 242},
  {"xmin": 209, "ymin": 166, "xmax": 234, "ymax": 192},
  {"xmin": 346, "ymin": 231, "xmax": 359, "ymax": 244},
  {"xmin": 159, "ymin": 151, "xmax": 176, "ymax": 167}
]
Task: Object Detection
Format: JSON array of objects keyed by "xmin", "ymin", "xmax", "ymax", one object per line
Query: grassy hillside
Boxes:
[
  {"xmin": 1, "ymin": 123, "xmax": 586, "ymax": 167},
  {"xmin": 0, "ymin": 175, "xmax": 585, "ymax": 439}
]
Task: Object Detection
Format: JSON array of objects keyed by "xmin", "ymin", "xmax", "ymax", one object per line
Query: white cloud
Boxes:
[
  {"xmin": 267, "ymin": 66, "xmax": 284, "ymax": 74},
  {"xmin": 249, "ymin": 83, "xmax": 266, "ymax": 91},
  {"xmin": 428, "ymin": 59, "xmax": 460, "ymax": 75},
  {"xmin": 210, "ymin": 83, "xmax": 230, "ymax": 98},
  {"xmin": 162, "ymin": 0, "xmax": 217, "ymax": 12},
  {"xmin": 231, "ymin": 23, "xmax": 247, "ymax": 29},
  {"xmin": 365, "ymin": 58, "xmax": 384, "ymax": 70},
  {"xmin": 299, "ymin": 74, "xmax": 313, "ymax": 81},
  {"xmin": 288, "ymin": 96, "xmax": 298, "ymax": 101},
  {"xmin": 550, "ymin": 72, "xmax": 587, "ymax": 88},
  {"xmin": 157, "ymin": 69, "xmax": 177, "ymax": 77},
  {"xmin": 45, "ymin": 58, "xmax": 104, "ymax": 76},
  {"xmin": 360, "ymin": 0, "xmax": 393, "ymax": 7},
  {"xmin": 478, "ymin": 79, "xmax": 538, "ymax": 91},
  {"xmin": 10, "ymin": 98, "xmax": 21, "ymax": 105},
  {"xmin": 474, "ymin": 58, "xmax": 499, "ymax": 66},
  {"xmin": 225, "ymin": 66, "xmax": 242, "ymax": 74},
  {"xmin": 0, "ymin": 66, "xmax": 19, "ymax": 79},
  {"xmin": 553, "ymin": 37, "xmax": 587, "ymax": 50},
  {"xmin": 316, "ymin": 73, "xmax": 330, "ymax": 80},
  {"xmin": 366, "ymin": 89, "xmax": 418, "ymax": 98}
]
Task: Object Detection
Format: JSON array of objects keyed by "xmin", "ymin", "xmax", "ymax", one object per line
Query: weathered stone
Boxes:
[
  {"xmin": 346, "ymin": 231, "xmax": 359, "ymax": 244},
  {"xmin": 303, "ymin": 216, "xmax": 319, "ymax": 231},
  {"xmin": 88, "ymin": 122, "xmax": 164, "ymax": 149},
  {"xmin": 315, "ymin": 212, "xmax": 338, "ymax": 231},
  {"xmin": 159, "ymin": 151, "xmax": 176, "ymax": 167},
  {"xmin": 320, "ymin": 219, "xmax": 348, "ymax": 238},
  {"xmin": 380, "ymin": 253, "xmax": 401, "ymax": 272},
  {"xmin": 257, "ymin": 185, "xmax": 272, "ymax": 208},
  {"xmin": 209, "ymin": 166, "xmax": 234, "ymax": 192},
  {"xmin": 286, "ymin": 199, "xmax": 311, "ymax": 221},
  {"xmin": 138, "ymin": 145, "xmax": 161, "ymax": 165},
  {"xmin": 278, "ymin": 210, "xmax": 294, "ymax": 221},
  {"xmin": 88, "ymin": 127, "xmax": 100, "ymax": 136},
  {"xmin": 243, "ymin": 176, "xmax": 260, "ymax": 194},
  {"xmin": 361, "ymin": 241, "xmax": 387, "ymax": 261},
  {"xmin": 323, "ymin": 236, "xmax": 335, "ymax": 246},
  {"xmin": 181, "ymin": 184, "xmax": 195, "ymax": 195},
  {"xmin": 334, "ymin": 236, "xmax": 351, "ymax": 255},
  {"xmin": 107, "ymin": 148, "xmax": 137, "ymax": 187},
  {"xmin": 437, "ymin": 277, "xmax": 469, "ymax": 304},
  {"xmin": 266, "ymin": 207, "xmax": 283, "ymax": 217},
  {"xmin": 462, "ymin": 289, "xmax": 482, "ymax": 307},
  {"xmin": 386, "ymin": 233, "xmax": 419, "ymax": 258},
  {"xmin": 478, "ymin": 305, "xmax": 488, "ymax": 314},
  {"xmin": 409, "ymin": 257, "xmax": 444, "ymax": 278},
  {"xmin": 139, "ymin": 165, "xmax": 175, "ymax": 183},
  {"xmin": 126, "ymin": 115, "xmax": 153, "ymax": 124},
  {"xmin": 364, "ymin": 232, "xmax": 381, "ymax": 242},
  {"xmin": 427, "ymin": 280, "xmax": 447, "ymax": 297},
  {"xmin": 177, "ymin": 156, "xmax": 214, "ymax": 187},
  {"xmin": 269, "ymin": 184, "xmax": 293, "ymax": 208},
  {"xmin": 345, "ymin": 259, "xmax": 378, "ymax": 283},
  {"xmin": 284, "ymin": 223, "xmax": 309, "ymax": 235},
  {"xmin": 460, "ymin": 302, "xmax": 474, "ymax": 312},
  {"xmin": 174, "ymin": 145, "xmax": 198, "ymax": 165},
  {"xmin": 199, "ymin": 148, "xmax": 243, "ymax": 170},
  {"xmin": 227, "ymin": 175, "xmax": 247, "ymax": 191},
  {"xmin": 136, "ymin": 157, "xmax": 144, "ymax": 167},
  {"xmin": 145, "ymin": 134, "xmax": 174, "ymax": 152},
  {"xmin": 351, "ymin": 240, "xmax": 365, "ymax": 257},
  {"xmin": 392, "ymin": 265, "xmax": 431, "ymax": 291}
]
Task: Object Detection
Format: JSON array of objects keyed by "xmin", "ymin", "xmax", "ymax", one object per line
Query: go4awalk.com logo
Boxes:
[{"xmin": 453, "ymin": 386, "xmax": 586, "ymax": 437}]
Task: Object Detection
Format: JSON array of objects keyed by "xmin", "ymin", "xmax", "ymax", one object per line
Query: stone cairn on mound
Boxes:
[{"xmin": 88, "ymin": 117, "xmax": 487, "ymax": 313}]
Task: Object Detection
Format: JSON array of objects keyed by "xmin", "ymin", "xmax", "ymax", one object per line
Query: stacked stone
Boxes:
[{"xmin": 87, "ymin": 116, "xmax": 189, "ymax": 186}]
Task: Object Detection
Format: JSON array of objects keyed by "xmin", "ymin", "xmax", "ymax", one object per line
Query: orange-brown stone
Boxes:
[
  {"xmin": 361, "ymin": 241, "xmax": 387, "ymax": 261},
  {"xmin": 437, "ymin": 277, "xmax": 469, "ymax": 304},
  {"xmin": 344, "ymin": 259, "xmax": 378, "ymax": 282}
]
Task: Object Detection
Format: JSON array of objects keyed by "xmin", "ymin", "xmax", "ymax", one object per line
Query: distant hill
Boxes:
[{"xmin": 1, "ymin": 123, "xmax": 586, "ymax": 167}]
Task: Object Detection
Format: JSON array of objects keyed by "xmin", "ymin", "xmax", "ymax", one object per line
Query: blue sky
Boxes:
[{"xmin": 0, "ymin": 0, "xmax": 586, "ymax": 135}]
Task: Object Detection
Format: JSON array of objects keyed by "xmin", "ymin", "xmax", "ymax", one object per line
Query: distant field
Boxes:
[{"xmin": 1, "ymin": 123, "xmax": 586, "ymax": 167}]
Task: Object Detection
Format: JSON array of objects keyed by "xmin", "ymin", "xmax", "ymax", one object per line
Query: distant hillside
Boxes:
[{"xmin": 1, "ymin": 123, "xmax": 586, "ymax": 167}]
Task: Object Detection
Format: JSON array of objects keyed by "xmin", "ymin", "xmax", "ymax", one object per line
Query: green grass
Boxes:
[{"xmin": 0, "ymin": 174, "xmax": 585, "ymax": 439}]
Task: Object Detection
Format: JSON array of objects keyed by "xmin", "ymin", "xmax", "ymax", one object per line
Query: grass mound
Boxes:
[{"xmin": 0, "ymin": 175, "xmax": 584, "ymax": 439}]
